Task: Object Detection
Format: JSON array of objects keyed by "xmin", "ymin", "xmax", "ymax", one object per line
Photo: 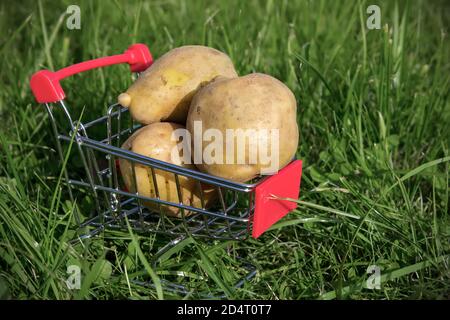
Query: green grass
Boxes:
[{"xmin": 0, "ymin": 0, "xmax": 449, "ymax": 299}]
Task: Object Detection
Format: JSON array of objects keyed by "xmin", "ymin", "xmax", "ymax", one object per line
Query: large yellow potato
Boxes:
[
  {"xmin": 186, "ymin": 73, "xmax": 299, "ymax": 182},
  {"xmin": 118, "ymin": 46, "xmax": 238, "ymax": 125},
  {"xmin": 119, "ymin": 123, "xmax": 217, "ymax": 217}
]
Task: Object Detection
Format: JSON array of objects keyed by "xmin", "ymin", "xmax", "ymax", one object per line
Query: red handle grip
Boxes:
[{"xmin": 30, "ymin": 43, "xmax": 153, "ymax": 103}]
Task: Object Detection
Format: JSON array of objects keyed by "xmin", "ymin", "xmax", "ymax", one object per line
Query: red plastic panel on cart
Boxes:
[{"xmin": 252, "ymin": 160, "xmax": 302, "ymax": 238}]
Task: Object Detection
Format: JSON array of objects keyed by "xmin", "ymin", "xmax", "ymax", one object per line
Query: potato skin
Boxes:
[
  {"xmin": 186, "ymin": 73, "xmax": 299, "ymax": 182},
  {"xmin": 119, "ymin": 123, "xmax": 217, "ymax": 217},
  {"xmin": 119, "ymin": 46, "xmax": 238, "ymax": 125}
]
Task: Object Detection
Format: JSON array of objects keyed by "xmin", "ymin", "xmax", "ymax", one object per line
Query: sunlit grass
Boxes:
[{"xmin": 0, "ymin": 0, "xmax": 449, "ymax": 299}]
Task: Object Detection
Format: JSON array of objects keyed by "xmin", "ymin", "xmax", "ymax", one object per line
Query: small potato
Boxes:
[
  {"xmin": 118, "ymin": 46, "xmax": 238, "ymax": 125},
  {"xmin": 119, "ymin": 123, "xmax": 217, "ymax": 217},
  {"xmin": 186, "ymin": 73, "xmax": 299, "ymax": 182}
]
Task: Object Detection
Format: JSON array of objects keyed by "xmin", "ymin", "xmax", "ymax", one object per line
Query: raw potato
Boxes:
[
  {"xmin": 119, "ymin": 123, "xmax": 217, "ymax": 217},
  {"xmin": 118, "ymin": 45, "xmax": 238, "ymax": 124},
  {"xmin": 186, "ymin": 73, "xmax": 299, "ymax": 182}
]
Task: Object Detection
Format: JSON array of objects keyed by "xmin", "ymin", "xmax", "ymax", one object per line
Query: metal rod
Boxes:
[
  {"xmin": 149, "ymin": 167, "xmax": 167, "ymax": 232},
  {"xmin": 44, "ymin": 103, "xmax": 81, "ymax": 225},
  {"xmin": 58, "ymin": 134, "xmax": 264, "ymax": 192},
  {"xmin": 67, "ymin": 179, "xmax": 250, "ymax": 223}
]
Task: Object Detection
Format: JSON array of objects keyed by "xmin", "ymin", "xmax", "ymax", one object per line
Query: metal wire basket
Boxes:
[{"xmin": 30, "ymin": 44, "xmax": 303, "ymax": 295}]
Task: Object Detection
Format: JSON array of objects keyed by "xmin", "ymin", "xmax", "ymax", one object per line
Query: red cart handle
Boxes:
[{"xmin": 30, "ymin": 43, "xmax": 153, "ymax": 104}]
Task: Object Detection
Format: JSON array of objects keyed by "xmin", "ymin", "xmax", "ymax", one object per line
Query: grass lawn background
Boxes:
[{"xmin": 0, "ymin": 0, "xmax": 449, "ymax": 299}]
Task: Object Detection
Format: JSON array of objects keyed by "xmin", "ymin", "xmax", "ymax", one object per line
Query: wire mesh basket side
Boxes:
[{"xmin": 44, "ymin": 101, "xmax": 255, "ymax": 240}]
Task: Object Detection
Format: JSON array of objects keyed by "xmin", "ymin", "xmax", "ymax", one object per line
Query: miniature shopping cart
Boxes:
[{"xmin": 30, "ymin": 44, "xmax": 302, "ymax": 295}]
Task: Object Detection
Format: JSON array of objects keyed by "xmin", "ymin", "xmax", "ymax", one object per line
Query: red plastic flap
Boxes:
[
  {"xmin": 30, "ymin": 70, "xmax": 65, "ymax": 103},
  {"xmin": 125, "ymin": 43, "xmax": 153, "ymax": 73},
  {"xmin": 252, "ymin": 160, "xmax": 302, "ymax": 238}
]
